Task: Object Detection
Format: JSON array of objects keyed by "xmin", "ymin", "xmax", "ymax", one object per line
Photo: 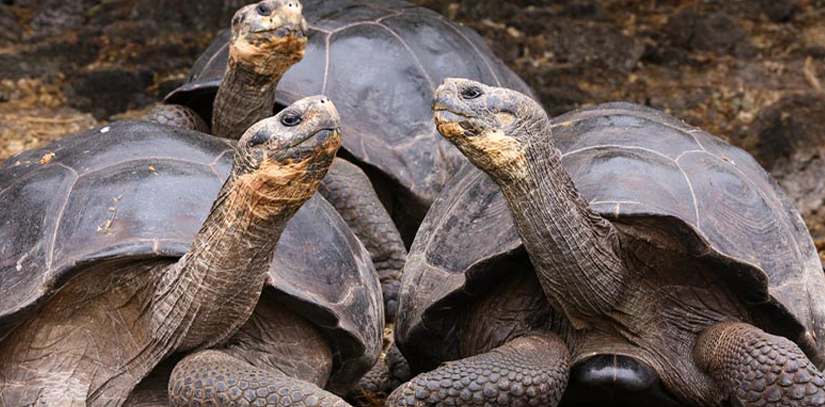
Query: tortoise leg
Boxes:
[
  {"xmin": 695, "ymin": 322, "xmax": 825, "ymax": 406},
  {"xmin": 145, "ymin": 104, "xmax": 210, "ymax": 133},
  {"xmin": 319, "ymin": 158, "xmax": 407, "ymax": 320},
  {"xmin": 386, "ymin": 334, "xmax": 570, "ymax": 407},
  {"xmin": 168, "ymin": 350, "xmax": 350, "ymax": 407},
  {"xmin": 351, "ymin": 342, "xmax": 411, "ymax": 405}
]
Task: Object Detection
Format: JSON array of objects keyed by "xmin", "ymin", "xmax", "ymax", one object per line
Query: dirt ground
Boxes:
[{"xmin": 1, "ymin": 0, "xmax": 823, "ymax": 261}]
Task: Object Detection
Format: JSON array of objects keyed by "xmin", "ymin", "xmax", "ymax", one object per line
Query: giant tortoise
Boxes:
[
  {"xmin": 157, "ymin": 0, "xmax": 533, "ymax": 246},
  {"xmin": 147, "ymin": 0, "xmax": 408, "ymax": 320},
  {"xmin": 0, "ymin": 97, "xmax": 382, "ymax": 406},
  {"xmin": 389, "ymin": 79, "xmax": 825, "ymax": 407}
]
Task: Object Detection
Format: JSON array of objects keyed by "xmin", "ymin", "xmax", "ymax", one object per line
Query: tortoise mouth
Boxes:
[
  {"xmin": 289, "ymin": 128, "xmax": 338, "ymax": 148},
  {"xmin": 433, "ymin": 109, "xmax": 472, "ymax": 124},
  {"xmin": 251, "ymin": 26, "xmax": 305, "ymax": 39},
  {"xmin": 434, "ymin": 109, "xmax": 478, "ymax": 140},
  {"xmin": 279, "ymin": 128, "xmax": 340, "ymax": 163}
]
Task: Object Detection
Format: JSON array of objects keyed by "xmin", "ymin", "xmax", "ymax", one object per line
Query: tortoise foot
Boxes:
[
  {"xmin": 696, "ymin": 322, "xmax": 825, "ymax": 406},
  {"xmin": 350, "ymin": 343, "xmax": 410, "ymax": 405},
  {"xmin": 169, "ymin": 350, "xmax": 351, "ymax": 407},
  {"xmin": 386, "ymin": 334, "xmax": 569, "ymax": 406},
  {"xmin": 145, "ymin": 104, "xmax": 210, "ymax": 133}
]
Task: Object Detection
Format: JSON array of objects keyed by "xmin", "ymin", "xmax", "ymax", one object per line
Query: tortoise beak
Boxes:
[
  {"xmin": 432, "ymin": 79, "xmax": 476, "ymax": 120},
  {"xmin": 432, "ymin": 90, "xmax": 473, "ymax": 136}
]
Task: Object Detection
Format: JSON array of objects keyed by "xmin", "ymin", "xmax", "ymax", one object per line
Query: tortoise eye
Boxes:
[
  {"xmin": 256, "ymin": 3, "xmax": 272, "ymax": 16},
  {"xmin": 461, "ymin": 87, "xmax": 483, "ymax": 100},
  {"xmin": 281, "ymin": 112, "xmax": 302, "ymax": 127}
]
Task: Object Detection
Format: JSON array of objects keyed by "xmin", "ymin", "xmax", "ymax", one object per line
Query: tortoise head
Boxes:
[
  {"xmin": 233, "ymin": 95, "xmax": 341, "ymax": 208},
  {"xmin": 432, "ymin": 78, "xmax": 548, "ymax": 181},
  {"xmin": 229, "ymin": 0, "xmax": 308, "ymax": 75}
]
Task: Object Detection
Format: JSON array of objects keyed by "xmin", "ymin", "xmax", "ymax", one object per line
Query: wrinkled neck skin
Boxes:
[
  {"xmin": 212, "ymin": 41, "xmax": 301, "ymax": 140},
  {"xmin": 492, "ymin": 118, "xmax": 627, "ymax": 330},
  {"xmin": 152, "ymin": 157, "xmax": 324, "ymax": 353}
]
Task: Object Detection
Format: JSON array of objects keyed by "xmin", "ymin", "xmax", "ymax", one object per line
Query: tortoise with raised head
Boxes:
[
  {"xmin": 389, "ymin": 79, "xmax": 825, "ymax": 407},
  {"xmin": 147, "ymin": 0, "xmax": 407, "ymax": 321},
  {"xmin": 0, "ymin": 97, "xmax": 382, "ymax": 406},
  {"xmin": 149, "ymin": 0, "xmax": 531, "ymax": 396},
  {"xmin": 161, "ymin": 0, "xmax": 532, "ymax": 240}
]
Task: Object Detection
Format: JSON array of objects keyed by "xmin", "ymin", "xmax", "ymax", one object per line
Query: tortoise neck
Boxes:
[
  {"xmin": 496, "ymin": 126, "xmax": 627, "ymax": 329},
  {"xmin": 211, "ymin": 56, "xmax": 287, "ymax": 140},
  {"xmin": 155, "ymin": 172, "xmax": 301, "ymax": 351}
]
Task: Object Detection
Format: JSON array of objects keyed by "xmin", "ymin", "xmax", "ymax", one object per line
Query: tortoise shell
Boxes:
[
  {"xmin": 164, "ymin": 0, "xmax": 533, "ymax": 219},
  {"xmin": 396, "ymin": 102, "xmax": 825, "ymax": 370},
  {"xmin": 0, "ymin": 121, "xmax": 382, "ymax": 392}
]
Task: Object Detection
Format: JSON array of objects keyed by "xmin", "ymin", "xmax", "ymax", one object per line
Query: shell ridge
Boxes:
[
  {"xmin": 307, "ymin": 25, "xmax": 331, "ymax": 34},
  {"xmin": 198, "ymin": 41, "xmax": 230, "ymax": 82},
  {"xmin": 673, "ymin": 160, "xmax": 701, "ymax": 226},
  {"xmin": 420, "ymin": 168, "xmax": 486, "ymax": 258},
  {"xmin": 686, "ymin": 129, "xmax": 709, "ymax": 152},
  {"xmin": 552, "ymin": 109, "xmax": 703, "ymax": 149},
  {"xmin": 680, "ymin": 149, "xmax": 806, "ymax": 274},
  {"xmin": 46, "ymin": 164, "xmax": 80, "ymax": 270},
  {"xmin": 375, "ymin": 21, "xmax": 434, "ymax": 89},
  {"xmin": 561, "ymin": 143, "xmax": 672, "ymax": 161},
  {"xmin": 321, "ymin": 31, "xmax": 332, "ymax": 93},
  {"xmin": 87, "ymin": 156, "xmax": 219, "ymax": 175},
  {"xmin": 674, "ymin": 149, "xmax": 704, "ymax": 161},
  {"xmin": 590, "ymin": 199, "xmax": 643, "ymax": 206},
  {"xmin": 324, "ymin": 7, "xmax": 400, "ymax": 37},
  {"xmin": 375, "ymin": 9, "xmax": 405, "ymax": 23},
  {"xmin": 209, "ymin": 149, "xmax": 235, "ymax": 181}
]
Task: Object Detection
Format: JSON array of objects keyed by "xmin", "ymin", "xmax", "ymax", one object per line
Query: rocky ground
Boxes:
[{"xmin": 1, "ymin": 0, "xmax": 823, "ymax": 261}]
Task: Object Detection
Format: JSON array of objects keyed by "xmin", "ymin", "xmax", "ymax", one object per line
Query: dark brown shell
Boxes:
[
  {"xmin": 0, "ymin": 121, "xmax": 382, "ymax": 391},
  {"xmin": 396, "ymin": 102, "xmax": 825, "ymax": 368},
  {"xmin": 164, "ymin": 0, "xmax": 533, "ymax": 216}
]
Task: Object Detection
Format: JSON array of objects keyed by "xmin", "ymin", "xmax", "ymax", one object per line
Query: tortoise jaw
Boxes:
[
  {"xmin": 245, "ymin": 28, "xmax": 307, "ymax": 53},
  {"xmin": 288, "ymin": 128, "xmax": 338, "ymax": 150},
  {"xmin": 250, "ymin": 24, "xmax": 306, "ymax": 40},
  {"xmin": 433, "ymin": 109, "xmax": 469, "ymax": 123},
  {"xmin": 433, "ymin": 109, "xmax": 474, "ymax": 139},
  {"xmin": 278, "ymin": 128, "xmax": 340, "ymax": 164}
]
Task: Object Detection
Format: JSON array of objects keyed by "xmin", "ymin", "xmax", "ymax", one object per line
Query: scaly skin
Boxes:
[
  {"xmin": 386, "ymin": 335, "xmax": 570, "ymax": 407},
  {"xmin": 351, "ymin": 342, "xmax": 411, "ymax": 405},
  {"xmin": 145, "ymin": 104, "xmax": 209, "ymax": 133},
  {"xmin": 169, "ymin": 351, "xmax": 349, "ymax": 407},
  {"xmin": 696, "ymin": 322, "xmax": 825, "ymax": 407}
]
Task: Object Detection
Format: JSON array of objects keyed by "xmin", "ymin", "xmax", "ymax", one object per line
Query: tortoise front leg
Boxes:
[
  {"xmin": 169, "ymin": 350, "xmax": 351, "ymax": 407},
  {"xmin": 386, "ymin": 334, "xmax": 570, "ymax": 406},
  {"xmin": 351, "ymin": 342, "xmax": 411, "ymax": 405},
  {"xmin": 695, "ymin": 322, "xmax": 825, "ymax": 406},
  {"xmin": 145, "ymin": 104, "xmax": 210, "ymax": 133},
  {"xmin": 319, "ymin": 158, "xmax": 407, "ymax": 320}
]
